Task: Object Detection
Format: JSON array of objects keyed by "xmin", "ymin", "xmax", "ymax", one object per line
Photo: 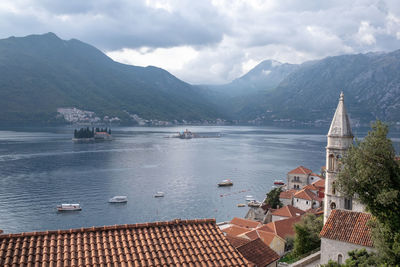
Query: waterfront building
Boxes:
[{"xmin": 293, "ymin": 189, "xmax": 322, "ymax": 211}]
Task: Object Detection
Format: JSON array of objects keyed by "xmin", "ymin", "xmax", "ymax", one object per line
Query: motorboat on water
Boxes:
[
  {"xmin": 154, "ymin": 192, "xmax": 165, "ymax": 197},
  {"xmin": 274, "ymin": 180, "xmax": 285, "ymax": 185},
  {"xmin": 237, "ymin": 203, "xmax": 246, "ymax": 207},
  {"xmin": 245, "ymin": 195, "xmax": 255, "ymax": 201},
  {"xmin": 108, "ymin": 196, "xmax": 128, "ymax": 203},
  {"xmin": 57, "ymin": 204, "xmax": 81, "ymax": 211},
  {"xmin": 218, "ymin": 179, "xmax": 233, "ymax": 186}
]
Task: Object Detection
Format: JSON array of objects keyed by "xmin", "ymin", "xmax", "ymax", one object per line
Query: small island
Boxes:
[{"xmin": 73, "ymin": 127, "xmax": 112, "ymax": 142}]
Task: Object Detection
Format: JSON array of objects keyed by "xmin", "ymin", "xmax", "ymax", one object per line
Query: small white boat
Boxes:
[
  {"xmin": 245, "ymin": 195, "xmax": 255, "ymax": 201},
  {"xmin": 57, "ymin": 204, "xmax": 81, "ymax": 211},
  {"xmin": 154, "ymin": 192, "xmax": 165, "ymax": 197},
  {"xmin": 108, "ymin": 196, "xmax": 128, "ymax": 203},
  {"xmin": 237, "ymin": 203, "xmax": 246, "ymax": 207},
  {"xmin": 218, "ymin": 179, "xmax": 233, "ymax": 186}
]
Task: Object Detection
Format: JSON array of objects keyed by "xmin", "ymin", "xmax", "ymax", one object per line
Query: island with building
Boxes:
[{"xmin": 73, "ymin": 127, "xmax": 112, "ymax": 142}]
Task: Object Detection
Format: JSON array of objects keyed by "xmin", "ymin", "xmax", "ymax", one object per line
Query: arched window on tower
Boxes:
[{"xmin": 328, "ymin": 154, "xmax": 335, "ymax": 171}]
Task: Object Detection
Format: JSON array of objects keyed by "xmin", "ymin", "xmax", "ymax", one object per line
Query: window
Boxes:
[
  {"xmin": 330, "ymin": 202, "xmax": 336, "ymax": 209},
  {"xmin": 306, "ymin": 201, "xmax": 309, "ymax": 205},
  {"xmin": 338, "ymin": 254, "xmax": 343, "ymax": 264},
  {"xmin": 345, "ymin": 197, "xmax": 352, "ymax": 210},
  {"xmin": 297, "ymin": 199, "xmax": 299, "ymax": 202},
  {"xmin": 329, "ymin": 154, "xmax": 335, "ymax": 171},
  {"xmin": 332, "ymin": 181, "xmax": 336, "ymax": 195}
]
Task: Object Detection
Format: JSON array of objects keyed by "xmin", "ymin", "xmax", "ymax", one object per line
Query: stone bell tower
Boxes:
[{"xmin": 323, "ymin": 92, "xmax": 354, "ymax": 223}]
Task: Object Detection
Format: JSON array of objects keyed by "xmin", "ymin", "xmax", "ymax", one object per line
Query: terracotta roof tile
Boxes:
[
  {"xmin": 236, "ymin": 238, "xmax": 280, "ymax": 267},
  {"xmin": 293, "ymin": 189, "xmax": 321, "ymax": 202},
  {"xmin": 230, "ymin": 218, "xmax": 261, "ymax": 229},
  {"xmin": 225, "ymin": 236, "xmax": 251, "ymax": 248},
  {"xmin": 258, "ymin": 216, "xmax": 302, "ymax": 240},
  {"xmin": 288, "ymin": 166, "xmax": 312, "ymax": 175},
  {"xmin": 320, "ymin": 210, "xmax": 373, "ymax": 247},
  {"xmin": 271, "ymin": 205, "xmax": 305, "ymax": 218},
  {"xmin": 222, "ymin": 225, "xmax": 250, "ymax": 237},
  {"xmin": 0, "ymin": 219, "xmax": 250, "ymax": 267},
  {"xmin": 312, "ymin": 179, "xmax": 325, "ymax": 188},
  {"xmin": 241, "ymin": 230, "xmax": 279, "ymax": 247},
  {"xmin": 303, "ymin": 184, "xmax": 319, "ymax": 191},
  {"xmin": 279, "ymin": 189, "xmax": 297, "ymax": 199}
]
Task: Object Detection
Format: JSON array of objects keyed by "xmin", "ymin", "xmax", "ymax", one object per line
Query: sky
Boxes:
[{"xmin": 1, "ymin": 0, "xmax": 400, "ymax": 84}]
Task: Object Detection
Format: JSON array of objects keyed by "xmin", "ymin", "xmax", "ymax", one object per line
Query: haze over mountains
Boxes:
[{"xmin": 0, "ymin": 33, "xmax": 399, "ymax": 125}]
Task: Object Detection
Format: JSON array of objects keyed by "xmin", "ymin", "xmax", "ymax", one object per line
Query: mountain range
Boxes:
[
  {"xmin": 0, "ymin": 32, "xmax": 400, "ymax": 125},
  {"xmin": 0, "ymin": 33, "xmax": 223, "ymax": 125}
]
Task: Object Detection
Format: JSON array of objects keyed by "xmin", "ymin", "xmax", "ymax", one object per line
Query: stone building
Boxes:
[
  {"xmin": 323, "ymin": 92, "xmax": 365, "ymax": 223},
  {"xmin": 320, "ymin": 210, "xmax": 374, "ymax": 264},
  {"xmin": 293, "ymin": 189, "xmax": 322, "ymax": 211},
  {"xmin": 286, "ymin": 166, "xmax": 312, "ymax": 189}
]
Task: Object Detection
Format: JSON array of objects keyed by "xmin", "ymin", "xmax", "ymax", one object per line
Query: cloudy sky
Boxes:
[{"xmin": 1, "ymin": 0, "xmax": 400, "ymax": 84}]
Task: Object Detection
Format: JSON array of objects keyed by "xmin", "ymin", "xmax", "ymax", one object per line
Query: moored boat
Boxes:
[
  {"xmin": 108, "ymin": 196, "xmax": 128, "ymax": 203},
  {"xmin": 245, "ymin": 195, "xmax": 255, "ymax": 201},
  {"xmin": 247, "ymin": 200, "xmax": 262, "ymax": 207},
  {"xmin": 154, "ymin": 192, "xmax": 165, "ymax": 197},
  {"xmin": 237, "ymin": 203, "xmax": 246, "ymax": 207},
  {"xmin": 57, "ymin": 204, "xmax": 81, "ymax": 211},
  {"xmin": 218, "ymin": 179, "xmax": 233, "ymax": 186},
  {"xmin": 274, "ymin": 179, "xmax": 285, "ymax": 185}
]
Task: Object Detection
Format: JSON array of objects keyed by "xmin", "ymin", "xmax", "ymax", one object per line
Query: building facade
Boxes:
[{"xmin": 323, "ymin": 92, "xmax": 364, "ymax": 223}]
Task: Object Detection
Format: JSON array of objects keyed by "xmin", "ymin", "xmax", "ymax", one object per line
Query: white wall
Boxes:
[
  {"xmin": 280, "ymin": 197, "xmax": 292, "ymax": 206},
  {"xmin": 293, "ymin": 197, "xmax": 312, "ymax": 211},
  {"xmin": 320, "ymin": 238, "xmax": 374, "ymax": 265}
]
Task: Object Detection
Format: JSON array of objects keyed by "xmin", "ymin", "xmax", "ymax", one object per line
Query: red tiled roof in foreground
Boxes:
[
  {"xmin": 0, "ymin": 219, "xmax": 250, "ymax": 267},
  {"xmin": 236, "ymin": 238, "xmax": 280, "ymax": 267},
  {"xmin": 288, "ymin": 166, "xmax": 312, "ymax": 175},
  {"xmin": 320, "ymin": 210, "xmax": 373, "ymax": 247},
  {"xmin": 271, "ymin": 205, "xmax": 305, "ymax": 218}
]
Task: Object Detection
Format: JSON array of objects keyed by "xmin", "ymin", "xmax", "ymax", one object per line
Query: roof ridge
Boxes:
[{"xmin": 0, "ymin": 218, "xmax": 216, "ymax": 239}]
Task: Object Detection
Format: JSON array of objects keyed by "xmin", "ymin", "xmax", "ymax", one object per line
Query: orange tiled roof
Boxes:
[
  {"xmin": 225, "ymin": 235, "xmax": 251, "ymax": 248},
  {"xmin": 312, "ymin": 179, "xmax": 325, "ymax": 188},
  {"xmin": 288, "ymin": 166, "xmax": 312, "ymax": 175},
  {"xmin": 294, "ymin": 189, "xmax": 321, "ymax": 201},
  {"xmin": 230, "ymin": 217, "xmax": 261, "ymax": 229},
  {"xmin": 236, "ymin": 238, "xmax": 280, "ymax": 267},
  {"xmin": 271, "ymin": 205, "xmax": 305, "ymax": 218},
  {"xmin": 241, "ymin": 229, "xmax": 277, "ymax": 246},
  {"xmin": 258, "ymin": 216, "xmax": 302, "ymax": 240},
  {"xmin": 320, "ymin": 210, "xmax": 373, "ymax": 247},
  {"xmin": 223, "ymin": 225, "xmax": 252, "ymax": 237},
  {"xmin": 303, "ymin": 184, "xmax": 319, "ymax": 191},
  {"xmin": 0, "ymin": 219, "xmax": 250, "ymax": 267},
  {"xmin": 279, "ymin": 189, "xmax": 297, "ymax": 199}
]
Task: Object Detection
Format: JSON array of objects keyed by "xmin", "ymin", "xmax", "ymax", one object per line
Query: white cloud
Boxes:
[{"xmin": 1, "ymin": 0, "xmax": 400, "ymax": 83}]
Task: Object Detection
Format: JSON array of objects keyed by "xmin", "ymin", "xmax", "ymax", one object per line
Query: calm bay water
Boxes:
[{"xmin": 0, "ymin": 125, "xmax": 399, "ymax": 233}]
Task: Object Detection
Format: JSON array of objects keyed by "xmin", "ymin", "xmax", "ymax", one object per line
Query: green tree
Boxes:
[
  {"xmin": 264, "ymin": 187, "xmax": 283, "ymax": 208},
  {"xmin": 337, "ymin": 121, "xmax": 400, "ymax": 264},
  {"xmin": 292, "ymin": 214, "xmax": 323, "ymax": 257}
]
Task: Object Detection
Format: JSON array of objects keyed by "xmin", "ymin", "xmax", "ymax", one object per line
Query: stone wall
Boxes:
[{"xmin": 320, "ymin": 238, "xmax": 374, "ymax": 264}]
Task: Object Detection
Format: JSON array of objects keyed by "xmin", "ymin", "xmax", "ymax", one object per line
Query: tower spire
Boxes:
[{"xmin": 328, "ymin": 92, "xmax": 353, "ymax": 138}]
